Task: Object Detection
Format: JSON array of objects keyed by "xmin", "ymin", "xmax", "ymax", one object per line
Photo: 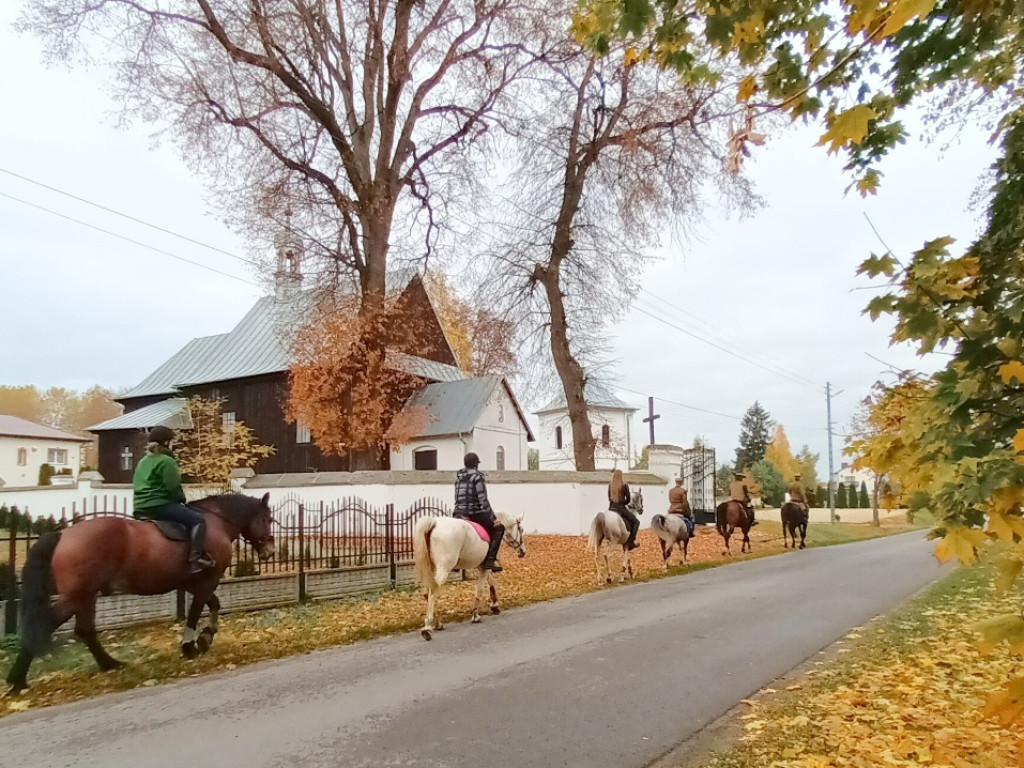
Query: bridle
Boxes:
[
  {"xmin": 503, "ymin": 522, "xmax": 525, "ymax": 553},
  {"xmin": 193, "ymin": 498, "xmax": 274, "ymax": 549}
]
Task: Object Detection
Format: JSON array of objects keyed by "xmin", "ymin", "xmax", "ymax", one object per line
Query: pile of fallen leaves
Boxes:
[
  {"xmin": 706, "ymin": 564, "xmax": 1024, "ymax": 768},
  {"xmin": 1, "ymin": 521, "xmax": 908, "ymax": 716}
]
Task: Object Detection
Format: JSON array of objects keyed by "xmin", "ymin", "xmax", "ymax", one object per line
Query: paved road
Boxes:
[{"xmin": 1, "ymin": 532, "xmax": 945, "ymax": 768}]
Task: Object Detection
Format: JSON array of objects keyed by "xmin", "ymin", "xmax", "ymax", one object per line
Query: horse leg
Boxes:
[
  {"xmin": 800, "ymin": 523, "xmax": 807, "ymax": 549},
  {"xmin": 488, "ymin": 572, "xmax": 500, "ymax": 614},
  {"xmin": 742, "ymin": 529, "xmax": 752, "ymax": 554},
  {"xmin": 196, "ymin": 593, "xmax": 221, "ymax": 655},
  {"xmin": 181, "ymin": 589, "xmax": 210, "ymax": 660},
  {"xmin": 74, "ymin": 598, "xmax": 122, "ymax": 672},
  {"xmin": 659, "ymin": 538, "xmax": 670, "ymax": 571},
  {"xmin": 471, "ymin": 570, "xmax": 487, "ymax": 624},
  {"xmin": 422, "ymin": 584, "xmax": 439, "ymax": 640},
  {"xmin": 680, "ymin": 536, "xmax": 689, "ymax": 566},
  {"xmin": 5, "ymin": 595, "xmax": 77, "ymax": 694}
]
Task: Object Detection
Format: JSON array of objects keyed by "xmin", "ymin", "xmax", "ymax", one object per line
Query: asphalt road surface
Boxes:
[{"xmin": 0, "ymin": 531, "xmax": 945, "ymax": 768}]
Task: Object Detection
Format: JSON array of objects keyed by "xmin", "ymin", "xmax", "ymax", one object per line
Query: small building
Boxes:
[
  {"xmin": 388, "ymin": 376, "xmax": 534, "ymax": 471},
  {"xmin": 533, "ymin": 380, "xmax": 637, "ymax": 471},
  {"xmin": 0, "ymin": 415, "xmax": 91, "ymax": 487},
  {"xmin": 832, "ymin": 461, "xmax": 878, "ymax": 491}
]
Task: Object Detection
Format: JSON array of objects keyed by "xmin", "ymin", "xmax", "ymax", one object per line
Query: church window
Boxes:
[
  {"xmin": 601, "ymin": 424, "xmax": 610, "ymax": 448},
  {"xmin": 555, "ymin": 426, "xmax": 563, "ymax": 450}
]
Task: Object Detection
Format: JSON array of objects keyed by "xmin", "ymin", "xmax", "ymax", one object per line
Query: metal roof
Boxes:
[
  {"xmin": 0, "ymin": 415, "xmax": 92, "ymax": 442},
  {"xmin": 534, "ymin": 379, "xmax": 637, "ymax": 414},
  {"xmin": 87, "ymin": 398, "xmax": 192, "ymax": 432},
  {"xmin": 119, "ymin": 270, "xmax": 465, "ymax": 399},
  {"xmin": 391, "ymin": 376, "xmax": 534, "ymax": 441}
]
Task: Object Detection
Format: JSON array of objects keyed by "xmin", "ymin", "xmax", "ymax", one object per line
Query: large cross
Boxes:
[{"xmin": 642, "ymin": 396, "xmax": 660, "ymax": 445}]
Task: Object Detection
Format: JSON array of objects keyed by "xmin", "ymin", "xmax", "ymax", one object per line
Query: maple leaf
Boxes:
[
  {"xmin": 857, "ymin": 253, "xmax": 898, "ymax": 278},
  {"xmin": 999, "ymin": 360, "xmax": 1024, "ymax": 385},
  {"xmin": 816, "ymin": 105, "xmax": 877, "ymax": 154},
  {"xmin": 995, "ymin": 555, "xmax": 1024, "ymax": 592},
  {"xmin": 855, "ymin": 171, "xmax": 880, "ymax": 196},
  {"xmin": 882, "ymin": 0, "xmax": 938, "ymax": 36},
  {"xmin": 1013, "ymin": 428, "xmax": 1024, "ymax": 455},
  {"xmin": 971, "ymin": 614, "xmax": 1024, "ymax": 655},
  {"xmin": 933, "ymin": 525, "xmax": 987, "ymax": 564},
  {"xmin": 736, "ymin": 74, "xmax": 758, "ymax": 103},
  {"xmin": 983, "ymin": 677, "xmax": 1024, "ymax": 725}
]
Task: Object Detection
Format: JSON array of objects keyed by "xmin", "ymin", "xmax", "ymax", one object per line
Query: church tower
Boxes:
[{"xmin": 273, "ymin": 212, "xmax": 303, "ymax": 302}]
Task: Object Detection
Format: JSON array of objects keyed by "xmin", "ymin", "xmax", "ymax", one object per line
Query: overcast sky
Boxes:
[{"xmin": 0, "ymin": 4, "xmax": 996, "ymax": 478}]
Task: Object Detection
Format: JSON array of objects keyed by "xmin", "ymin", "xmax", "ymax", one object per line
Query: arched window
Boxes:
[
  {"xmin": 601, "ymin": 424, "xmax": 611, "ymax": 448},
  {"xmin": 496, "ymin": 446, "xmax": 506, "ymax": 471},
  {"xmin": 555, "ymin": 426, "xmax": 563, "ymax": 450},
  {"xmin": 413, "ymin": 447, "xmax": 438, "ymax": 470},
  {"xmin": 17, "ymin": 448, "xmax": 27, "ymax": 466}
]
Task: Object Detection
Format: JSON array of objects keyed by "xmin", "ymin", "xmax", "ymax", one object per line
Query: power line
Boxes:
[
  {"xmin": 0, "ymin": 191, "xmax": 258, "ymax": 287},
  {"xmin": 0, "ymin": 167, "xmax": 260, "ymax": 270}
]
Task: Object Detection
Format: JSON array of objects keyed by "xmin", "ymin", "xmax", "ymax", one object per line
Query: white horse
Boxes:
[
  {"xmin": 413, "ymin": 511, "xmax": 526, "ymax": 641},
  {"xmin": 586, "ymin": 489, "xmax": 644, "ymax": 585},
  {"xmin": 650, "ymin": 513, "xmax": 693, "ymax": 570}
]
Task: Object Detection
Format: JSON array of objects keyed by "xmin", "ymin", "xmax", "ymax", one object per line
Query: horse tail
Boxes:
[
  {"xmin": 651, "ymin": 514, "xmax": 668, "ymax": 536},
  {"xmin": 586, "ymin": 514, "xmax": 604, "ymax": 553},
  {"xmin": 715, "ymin": 503, "xmax": 728, "ymax": 537},
  {"xmin": 19, "ymin": 531, "xmax": 61, "ymax": 657},
  {"xmin": 413, "ymin": 517, "xmax": 440, "ymax": 590}
]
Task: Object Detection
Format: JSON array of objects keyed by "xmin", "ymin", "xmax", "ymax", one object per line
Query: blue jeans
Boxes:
[{"xmin": 138, "ymin": 502, "xmax": 203, "ymax": 531}]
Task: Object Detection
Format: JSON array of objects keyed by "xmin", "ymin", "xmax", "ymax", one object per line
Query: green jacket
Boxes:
[{"xmin": 133, "ymin": 451, "xmax": 187, "ymax": 511}]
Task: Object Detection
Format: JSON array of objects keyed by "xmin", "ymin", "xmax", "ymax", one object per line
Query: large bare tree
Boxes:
[
  {"xmin": 481, "ymin": 24, "xmax": 755, "ymax": 470},
  {"xmin": 22, "ymin": 0, "xmax": 533, "ymax": 453}
]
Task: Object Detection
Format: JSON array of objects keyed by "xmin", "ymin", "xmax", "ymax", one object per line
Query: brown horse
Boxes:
[
  {"xmin": 5, "ymin": 493, "xmax": 275, "ymax": 695},
  {"xmin": 715, "ymin": 500, "xmax": 752, "ymax": 555},
  {"xmin": 781, "ymin": 501, "xmax": 809, "ymax": 549}
]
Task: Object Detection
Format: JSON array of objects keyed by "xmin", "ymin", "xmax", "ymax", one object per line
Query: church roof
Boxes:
[
  {"xmin": 389, "ymin": 376, "xmax": 534, "ymax": 441},
  {"xmin": 119, "ymin": 269, "xmax": 464, "ymax": 400},
  {"xmin": 88, "ymin": 398, "xmax": 193, "ymax": 432},
  {"xmin": 534, "ymin": 380, "xmax": 637, "ymax": 414}
]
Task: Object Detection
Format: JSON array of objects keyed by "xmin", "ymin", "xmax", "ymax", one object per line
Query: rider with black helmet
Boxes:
[
  {"xmin": 453, "ymin": 452, "xmax": 505, "ymax": 572},
  {"xmin": 133, "ymin": 425, "xmax": 216, "ymax": 574}
]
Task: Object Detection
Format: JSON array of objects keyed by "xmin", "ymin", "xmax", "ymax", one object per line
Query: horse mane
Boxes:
[{"xmin": 193, "ymin": 493, "xmax": 261, "ymax": 525}]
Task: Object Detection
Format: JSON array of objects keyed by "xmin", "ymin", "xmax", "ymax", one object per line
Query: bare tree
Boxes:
[
  {"xmin": 479, "ymin": 22, "xmax": 756, "ymax": 470},
  {"xmin": 21, "ymin": 0, "xmax": 534, "ymax": 451}
]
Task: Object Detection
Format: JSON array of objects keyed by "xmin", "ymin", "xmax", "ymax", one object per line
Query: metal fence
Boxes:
[{"xmin": 0, "ymin": 494, "xmax": 452, "ymax": 631}]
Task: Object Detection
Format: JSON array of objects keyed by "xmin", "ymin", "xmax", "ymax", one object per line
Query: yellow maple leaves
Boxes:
[
  {"xmin": 817, "ymin": 105, "xmax": 877, "ymax": 154},
  {"xmin": 934, "ymin": 525, "xmax": 987, "ymax": 565},
  {"xmin": 983, "ymin": 677, "xmax": 1024, "ymax": 726},
  {"xmin": 999, "ymin": 360, "xmax": 1024, "ymax": 385},
  {"xmin": 846, "ymin": 0, "xmax": 939, "ymax": 39}
]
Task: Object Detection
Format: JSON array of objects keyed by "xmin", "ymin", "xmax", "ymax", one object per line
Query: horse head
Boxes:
[
  {"xmin": 201, "ymin": 492, "xmax": 276, "ymax": 561},
  {"xmin": 502, "ymin": 513, "xmax": 527, "ymax": 558},
  {"xmin": 627, "ymin": 488, "xmax": 644, "ymax": 516}
]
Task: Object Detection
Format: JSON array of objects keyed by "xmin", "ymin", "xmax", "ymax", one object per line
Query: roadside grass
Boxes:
[
  {"xmin": 686, "ymin": 558, "xmax": 1024, "ymax": 768},
  {"xmin": 3, "ymin": 519, "xmax": 928, "ymax": 717}
]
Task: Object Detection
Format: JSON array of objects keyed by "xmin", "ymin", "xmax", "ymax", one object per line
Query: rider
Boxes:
[
  {"xmin": 133, "ymin": 425, "xmax": 216, "ymax": 574},
  {"xmin": 729, "ymin": 471, "xmax": 757, "ymax": 527},
  {"xmin": 788, "ymin": 473, "xmax": 810, "ymax": 513},
  {"xmin": 453, "ymin": 452, "xmax": 505, "ymax": 572},
  {"xmin": 668, "ymin": 477, "xmax": 695, "ymax": 538},
  {"xmin": 609, "ymin": 468, "xmax": 640, "ymax": 550}
]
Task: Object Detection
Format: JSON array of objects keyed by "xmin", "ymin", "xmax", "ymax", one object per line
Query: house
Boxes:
[
  {"xmin": 831, "ymin": 461, "xmax": 878, "ymax": 491},
  {"xmin": 533, "ymin": 380, "xmax": 637, "ymax": 471},
  {"xmin": 0, "ymin": 415, "xmax": 91, "ymax": 487},
  {"xmin": 89, "ymin": 235, "xmax": 533, "ymax": 481},
  {"xmin": 388, "ymin": 376, "xmax": 534, "ymax": 471}
]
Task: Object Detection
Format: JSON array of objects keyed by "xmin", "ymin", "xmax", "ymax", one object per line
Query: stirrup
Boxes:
[
  {"xmin": 481, "ymin": 560, "xmax": 503, "ymax": 573},
  {"xmin": 189, "ymin": 554, "xmax": 216, "ymax": 574}
]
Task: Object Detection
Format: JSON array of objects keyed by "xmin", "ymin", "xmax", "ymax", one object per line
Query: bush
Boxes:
[
  {"xmin": 837, "ymin": 482, "xmax": 848, "ymax": 508},
  {"xmin": 859, "ymin": 481, "xmax": 870, "ymax": 508},
  {"xmin": 38, "ymin": 463, "xmax": 55, "ymax": 486},
  {"xmin": 233, "ymin": 559, "xmax": 258, "ymax": 578},
  {"xmin": 0, "ymin": 505, "xmax": 8, "ymax": 530},
  {"xmin": 0, "ymin": 562, "xmax": 14, "ymax": 602}
]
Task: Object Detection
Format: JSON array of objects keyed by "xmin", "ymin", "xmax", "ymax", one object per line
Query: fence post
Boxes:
[
  {"xmin": 6, "ymin": 524, "xmax": 18, "ymax": 634},
  {"xmin": 298, "ymin": 503, "xmax": 306, "ymax": 602},
  {"xmin": 386, "ymin": 504, "xmax": 396, "ymax": 587}
]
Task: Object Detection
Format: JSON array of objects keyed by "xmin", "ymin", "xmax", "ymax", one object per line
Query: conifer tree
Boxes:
[{"xmin": 734, "ymin": 402, "xmax": 773, "ymax": 473}]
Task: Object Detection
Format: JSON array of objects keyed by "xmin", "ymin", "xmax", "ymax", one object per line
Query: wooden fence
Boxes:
[{"xmin": 0, "ymin": 494, "xmax": 452, "ymax": 634}]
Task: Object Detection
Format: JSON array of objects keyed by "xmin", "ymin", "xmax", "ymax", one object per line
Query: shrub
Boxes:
[
  {"xmin": 38, "ymin": 463, "xmax": 55, "ymax": 486},
  {"xmin": 0, "ymin": 562, "xmax": 14, "ymax": 602},
  {"xmin": 233, "ymin": 559, "xmax": 258, "ymax": 578},
  {"xmin": 0, "ymin": 505, "xmax": 8, "ymax": 530},
  {"xmin": 859, "ymin": 481, "xmax": 870, "ymax": 508},
  {"xmin": 837, "ymin": 482, "xmax": 848, "ymax": 508}
]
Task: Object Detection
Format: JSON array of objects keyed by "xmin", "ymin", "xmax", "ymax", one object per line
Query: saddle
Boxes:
[
  {"xmin": 465, "ymin": 520, "xmax": 490, "ymax": 543},
  {"xmin": 137, "ymin": 518, "xmax": 189, "ymax": 542}
]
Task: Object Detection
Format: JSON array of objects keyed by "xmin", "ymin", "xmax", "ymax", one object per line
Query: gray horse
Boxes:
[
  {"xmin": 650, "ymin": 513, "xmax": 693, "ymax": 569},
  {"xmin": 586, "ymin": 489, "xmax": 644, "ymax": 585}
]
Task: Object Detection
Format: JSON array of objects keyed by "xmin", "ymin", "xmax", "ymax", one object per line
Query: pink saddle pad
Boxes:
[{"xmin": 466, "ymin": 520, "xmax": 490, "ymax": 543}]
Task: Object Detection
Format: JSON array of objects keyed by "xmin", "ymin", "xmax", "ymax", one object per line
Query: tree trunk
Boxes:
[
  {"xmin": 872, "ymin": 474, "xmax": 882, "ymax": 527},
  {"xmin": 539, "ymin": 266, "xmax": 596, "ymax": 471}
]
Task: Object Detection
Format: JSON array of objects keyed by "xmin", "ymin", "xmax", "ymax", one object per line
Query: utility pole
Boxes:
[{"xmin": 826, "ymin": 381, "xmax": 837, "ymax": 523}]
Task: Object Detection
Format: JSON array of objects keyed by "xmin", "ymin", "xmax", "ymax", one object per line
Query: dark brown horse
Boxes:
[
  {"xmin": 781, "ymin": 501, "xmax": 809, "ymax": 549},
  {"xmin": 6, "ymin": 493, "xmax": 275, "ymax": 695},
  {"xmin": 715, "ymin": 500, "xmax": 752, "ymax": 555}
]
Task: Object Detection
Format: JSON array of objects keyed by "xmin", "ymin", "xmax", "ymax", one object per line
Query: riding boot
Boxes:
[
  {"xmin": 188, "ymin": 521, "xmax": 217, "ymax": 574},
  {"xmin": 626, "ymin": 522, "xmax": 640, "ymax": 550},
  {"xmin": 481, "ymin": 525, "xmax": 504, "ymax": 572},
  {"xmin": 747, "ymin": 505, "xmax": 758, "ymax": 527}
]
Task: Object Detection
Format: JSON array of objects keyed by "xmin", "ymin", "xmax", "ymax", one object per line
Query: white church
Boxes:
[{"xmin": 534, "ymin": 381, "xmax": 638, "ymax": 471}]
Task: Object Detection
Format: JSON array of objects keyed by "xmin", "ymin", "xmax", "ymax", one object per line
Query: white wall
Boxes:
[
  {"xmin": 0, "ymin": 435, "xmax": 85, "ymax": 488},
  {"xmin": 0, "ymin": 477, "xmax": 133, "ymax": 520},
  {"xmin": 536, "ymin": 406, "xmax": 635, "ymax": 471}
]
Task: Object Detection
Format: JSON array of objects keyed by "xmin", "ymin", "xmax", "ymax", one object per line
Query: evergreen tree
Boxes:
[
  {"xmin": 734, "ymin": 401, "xmax": 774, "ymax": 472},
  {"xmin": 859, "ymin": 481, "xmax": 871, "ymax": 509},
  {"xmin": 837, "ymin": 482, "xmax": 848, "ymax": 508},
  {"xmin": 750, "ymin": 459, "xmax": 786, "ymax": 507},
  {"xmin": 37, "ymin": 463, "xmax": 55, "ymax": 486},
  {"xmin": 849, "ymin": 483, "xmax": 860, "ymax": 508}
]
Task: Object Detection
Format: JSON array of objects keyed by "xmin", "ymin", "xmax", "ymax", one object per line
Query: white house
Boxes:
[
  {"xmin": 0, "ymin": 415, "xmax": 91, "ymax": 487},
  {"xmin": 388, "ymin": 376, "xmax": 534, "ymax": 471},
  {"xmin": 832, "ymin": 461, "xmax": 878, "ymax": 490},
  {"xmin": 534, "ymin": 381, "xmax": 637, "ymax": 471}
]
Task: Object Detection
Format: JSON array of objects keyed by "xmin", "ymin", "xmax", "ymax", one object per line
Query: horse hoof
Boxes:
[
  {"xmin": 435, "ymin": 622, "xmax": 445, "ymax": 631},
  {"xmin": 490, "ymin": 604, "xmax": 501, "ymax": 615},
  {"xmin": 421, "ymin": 629, "xmax": 432, "ymax": 641},
  {"xmin": 5, "ymin": 684, "xmax": 26, "ymax": 697},
  {"xmin": 196, "ymin": 632, "xmax": 214, "ymax": 655},
  {"xmin": 181, "ymin": 642, "xmax": 199, "ymax": 660},
  {"xmin": 99, "ymin": 658, "xmax": 124, "ymax": 672},
  {"xmin": 605, "ymin": 578, "xmax": 612, "ymax": 585},
  {"xmin": 471, "ymin": 614, "xmax": 481, "ymax": 624}
]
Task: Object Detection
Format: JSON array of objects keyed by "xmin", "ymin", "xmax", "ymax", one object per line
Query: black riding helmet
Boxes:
[
  {"xmin": 147, "ymin": 425, "xmax": 175, "ymax": 445},
  {"xmin": 464, "ymin": 452, "xmax": 480, "ymax": 468}
]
